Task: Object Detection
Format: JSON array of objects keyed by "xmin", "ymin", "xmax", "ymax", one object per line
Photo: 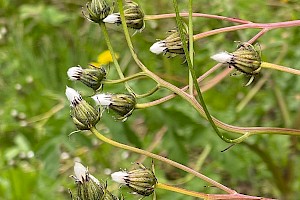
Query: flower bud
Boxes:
[
  {"xmin": 211, "ymin": 42, "xmax": 261, "ymax": 85},
  {"xmin": 211, "ymin": 42, "xmax": 261, "ymax": 75},
  {"xmin": 83, "ymin": 0, "xmax": 112, "ymax": 24},
  {"xmin": 92, "ymin": 93, "xmax": 136, "ymax": 121},
  {"xmin": 70, "ymin": 162, "xmax": 119, "ymax": 200},
  {"xmin": 111, "ymin": 163, "xmax": 157, "ymax": 196},
  {"xmin": 103, "ymin": 1, "xmax": 145, "ymax": 31},
  {"xmin": 150, "ymin": 29, "xmax": 188, "ymax": 57},
  {"xmin": 66, "ymin": 86, "xmax": 100, "ymax": 130},
  {"xmin": 67, "ymin": 65, "xmax": 106, "ymax": 91}
]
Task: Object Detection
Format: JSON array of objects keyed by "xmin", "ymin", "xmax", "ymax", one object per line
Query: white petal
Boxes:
[
  {"xmin": 210, "ymin": 51, "xmax": 233, "ymax": 63},
  {"xmin": 65, "ymin": 86, "xmax": 82, "ymax": 105},
  {"xmin": 111, "ymin": 171, "xmax": 128, "ymax": 184},
  {"xmin": 103, "ymin": 14, "xmax": 120, "ymax": 24},
  {"xmin": 67, "ymin": 66, "xmax": 83, "ymax": 80},
  {"xmin": 74, "ymin": 162, "xmax": 87, "ymax": 183},
  {"xmin": 89, "ymin": 174, "xmax": 101, "ymax": 186},
  {"xmin": 150, "ymin": 41, "xmax": 167, "ymax": 55},
  {"xmin": 92, "ymin": 94, "xmax": 112, "ymax": 106}
]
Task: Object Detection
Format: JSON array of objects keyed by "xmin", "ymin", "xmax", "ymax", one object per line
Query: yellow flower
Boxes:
[{"xmin": 90, "ymin": 50, "xmax": 118, "ymax": 67}]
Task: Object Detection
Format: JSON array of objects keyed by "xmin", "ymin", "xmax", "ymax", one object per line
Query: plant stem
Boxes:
[
  {"xmin": 261, "ymin": 61, "xmax": 300, "ymax": 76},
  {"xmin": 193, "ymin": 20, "xmax": 300, "ymax": 41},
  {"xmin": 156, "ymin": 183, "xmax": 209, "ymax": 199},
  {"xmin": 173, "ymin": 0, "xmax": 231, "ymax": 143},
  {"xmin": 115, "ymin": 2, "xmax": 300, "ymax": 137},
  {"xmin": 89, "ymin": 126, "xmax": 236, "ymax": 194},
  {"xmin": 134, "ymin": 84, "xmax": 160, "ymax": 99},
  {"xmin": 99, "ymin": 23, "xmax": 132, "ymax": 92},
  {"xmin": 188, "ymin": 0, "xmax": 194, "ymax": 95},
  {"xmin": 144, "ymin": 13, "xmax": 252, "ymax": 24},
  {"xmin": 103, "ymin": 72, "xmax": 149, "ymax": 84}
]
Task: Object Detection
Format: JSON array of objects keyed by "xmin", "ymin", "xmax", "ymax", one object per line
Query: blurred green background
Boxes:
[{"xmin": 1, "ymin": 0, "xmax": 300, "ymax": 199}]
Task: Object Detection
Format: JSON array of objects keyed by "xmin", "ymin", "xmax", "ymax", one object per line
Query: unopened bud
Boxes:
[
  {"xmin": 211, "ymin": 42, "xmax": 261, "ymax": 75},
  {"xmin": 92, "ymin": 93, "xmax": 136, "ymax": 121},
  {"xmin": 83, "ymin": 0, "xmax": 112, "ymax": 24},
  {"xmin": 66, "ymin": 86, "xmax": 100, "ymax": 130},
  {"xmin": 111, "ymin": 163, "xmax": 157, "ymax": 196},
  {"xmin": 70, "ymin": 162, "xmax": 119, "ymax": 200},
  {"xmin": 150, "ymin": 29, "xmax": 188, "ymax": 57},
  {"xmin": 211, "ymin": 42, "xmax": 261, "ymax": 85},
  {"xmin": 67, "ymin": 65, "xmax": 106, "ymax": 91},
  {"xmin": 103, "ymin": 1, "xmax": 145, "ymax": 31}
]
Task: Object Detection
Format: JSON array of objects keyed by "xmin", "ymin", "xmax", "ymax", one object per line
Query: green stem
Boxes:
[
  {"xmin": 144, "ymin": 13, "xmax": 251, "ymax": 24},
  {"xmin": 116, "ymin": 2, "xmax": 300, "ymax": 137},
  {"xmin": 173, "ymin": 0, "xmax": 232, "ymax": 143},
  {"xmin": 89, "ymin": 126, "xmax": 236, "ymax": 194},
  {"xmin": 99, "ymin": 23, "xmax": 132, "ymax": 92},
  {"xmin": 188, "ymin": 0, "xmax": 194, "ymax": 95},
  {"xmin": 156, "ymin": 183, "xmax": 209, "ymax": 199},
  {"xmin": 102, "ymin": 72, "xmax": 148, "ymax": 84},
  {"xmin": 134, "ymin": 84, "xmax": 160, "ymax": 99},
  {"xmin": 116, "ymin": 1, "xmax": 147, "ymax": 72},
  {"xmin": 261, "ymin": 61, "xmax": 300, "ymax": 76}
]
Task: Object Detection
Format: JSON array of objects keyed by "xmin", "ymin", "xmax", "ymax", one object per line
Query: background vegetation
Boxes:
[{"xmin": 1, "ymin": 0, "xmax": 300, "ymax": 199}]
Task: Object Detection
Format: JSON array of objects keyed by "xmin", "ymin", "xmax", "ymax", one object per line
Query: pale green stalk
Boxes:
[
  {"xmin": 90, "ymin": 126, "xmax": 236, "ymax": 194},
  {"xmin": 99, "ymin": 23, "xmax": 132, "ymax": 92}
]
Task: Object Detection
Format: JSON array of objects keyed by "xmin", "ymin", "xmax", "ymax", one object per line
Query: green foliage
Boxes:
[{"xmin": 1, "ymin": 0, "xmax": 300, "ymax": 200}]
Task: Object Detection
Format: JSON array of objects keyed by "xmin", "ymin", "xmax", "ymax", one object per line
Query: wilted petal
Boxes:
[
  {"xmin": 74, "ymin": 162, "xmax": 88, "ymax": 183},
  {"xmin": 111, "ymin": 171, "xmax": 128, "ymax": 184},
  {"xmin": 92, "ymin": 94, "xmax": 112, "ymax": 106},
  {"xmin": 150, "ymin": 41, "xmax": 167, "ymax": 55},
  {"xmin": 65, "ymin": 86, "xmax": 82, "ymax": 106},
  {"xmin": 67, "ymin": 66, "xmax": 83, "ymax": 80},
  {"xmin": 210, "ymin": 51, "xmax": 233, "ymax": 63},
  {"xmin": 103, "ymin": 13, "xmax": 120, "ymax": 24}
]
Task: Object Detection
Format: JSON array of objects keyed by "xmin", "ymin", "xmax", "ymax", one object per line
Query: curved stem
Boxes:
[
  {"xmin": 156, "ymin": 182, "xmax": 274, "ymax": 200},
  {"xmin": 136, "ymin": 64, "xmax": 224, "ymax": 109},
  {"xmin": 144, "ymin": 13, "xmax": 252, "ymax": 24},
  {"xmin": 103, "ymin": 72, "xmax": 149, "ymax": 84},
  {"xmin": 114, "ymin": 9, "xmax": 300, "ymax": 137},
  {"xmin": 90, "ymin": 126, "xmax": 236, "ymax": 194},
  {"xmin": 100, "ymin": 23, "xmax": 132, "ymax": 92},
  {"xmin": 134, "ymin": 84, "xmax": 160, "ymax": 100},
  {"xmin": 261, "ymin": 61, "xmax": 300, "ymax": 76},
  {"xmin": 173, "ymin": 0, "xmax": 230, "ymax": 143},
  {"xmin": 193, "ymin": 20, "xmax": 300, "ymax": 41},
  {"xmin": 156, "ymin": 183, "xmax": 209, "ymax": 199},
  {"xmin": 116, "ymin": 2, "xmax": 300, "ymax": 137}
]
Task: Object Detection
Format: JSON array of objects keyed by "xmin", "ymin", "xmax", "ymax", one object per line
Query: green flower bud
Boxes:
[
  {"xmin": 66, "ymin": 87, "xmax": 100, "ymax": 130},
  {"xmin": 70, "ymin": 162, "xmax": 120, "ymax": 200},
  {"xmin": 67, "ymin": 65, "xmax": 106, "ymax": 91},
  {"xmin": 111, "ymin": 163, "xmax": 157, "ymax": 196},
  {"xmin": 92, "ymin": 93, "xmax": 136, "ymax": 121},
  {"xmin": 83, "ymin": 0, "xmax": 112, "ymax": 24},
  {"xmin": 211, "ymin": 42, "xmax": 262, "ymax": 75},
  {"xmin": 150, "ymin": 29, "xmax": 188, "ymax": 57},
  {"xmin": 103, "ymin": 1, "xmax": 145, "ymax": 31},
  {"xmin": 211, "ymin": 42, "xmax": 262, "ymax": 85}
]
